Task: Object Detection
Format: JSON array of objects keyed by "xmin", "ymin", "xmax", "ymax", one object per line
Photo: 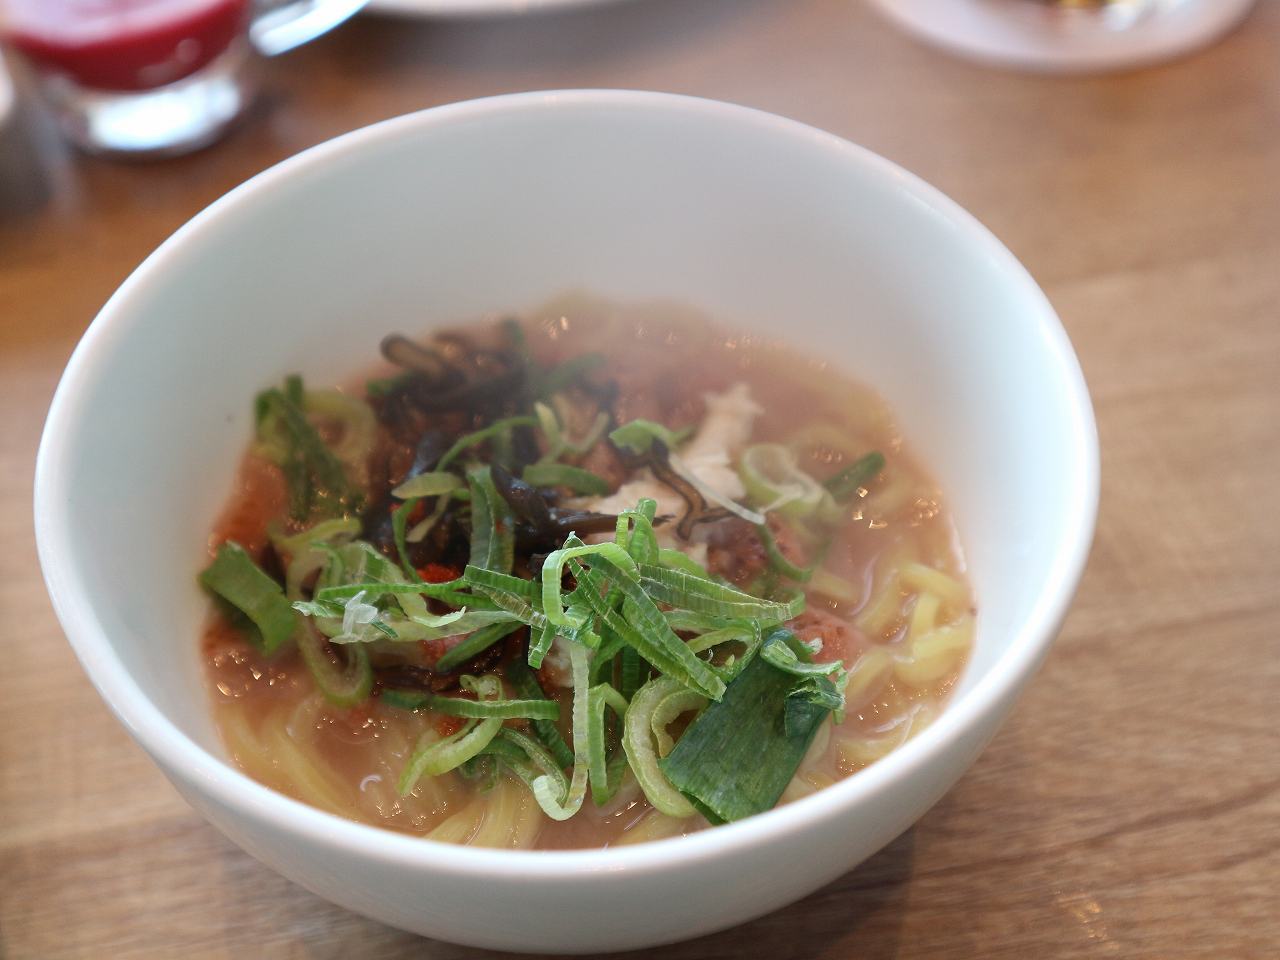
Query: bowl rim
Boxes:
[{"xmin": 34, "ymin": 88, "xmax": 1099, "ymax": 880}]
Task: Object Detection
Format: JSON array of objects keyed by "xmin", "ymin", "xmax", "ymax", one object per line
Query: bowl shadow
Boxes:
[{"xmin": 222, "ymin": 827, "xmax": 917, "ymax": 959}]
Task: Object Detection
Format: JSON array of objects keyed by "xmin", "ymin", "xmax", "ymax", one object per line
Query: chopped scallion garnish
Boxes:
[
  {"xmin": 659, "ymin": 639, "xmax": 837, "ymax": 824},
  {"xmin": 199, "ymin": 541, "xmax": 296, "ymax": 655},
  {"xmin": 434, "ymin": 620, "xmax": 523, "ymax": 672},
  {"xmin": 521, "ymin": 462, "xmax": 611, "ymax": 495},
  {"xmin": 824, "ymin": 451, "xmax": 886, "ymax": 502}
]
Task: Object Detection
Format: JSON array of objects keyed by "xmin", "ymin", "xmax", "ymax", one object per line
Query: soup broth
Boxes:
[{"xmin": 203, "ymin": 296, "xmax": 974, "ymax": 850}]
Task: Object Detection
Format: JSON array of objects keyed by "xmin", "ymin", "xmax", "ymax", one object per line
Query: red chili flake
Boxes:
[
  {"xmin": 435, "ymin": 715, "xmax": 466, "ymax": 737},
  {"xmin": 417, "ymin": 563, "xmax": 459, "ymax": 583}
]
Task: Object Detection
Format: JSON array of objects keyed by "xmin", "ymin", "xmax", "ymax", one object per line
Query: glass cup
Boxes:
[{"xmin": 2, "ymin": 0, "xmax": 367, "ymax": 157}]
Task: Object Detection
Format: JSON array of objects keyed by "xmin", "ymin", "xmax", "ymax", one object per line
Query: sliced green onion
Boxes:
[
  {"xmin": 538, "ymin": 352, "xmax": 606, "ymax": 397},
  {"xmin": 391, "ymin": 471, "xmax": 464, "ymax": 500},
  {"xmin": 760, "ymin": 631, "xmax": 844, "ymax": 678},
  {"xmin": 624, "ymin": 676, "xmax": 704, "ymax": 818},
  {"xmin": 397, "ymin": 676, "xmax": 504, "ymax": 793},
  {"xmin": 660, "ymin": 650, "xmax": 835, "ymax": 824},
  {"xmin": 619, "ymin": 646, "xmax": 645, "ymax": 700},
  {"xmin": 784, "ymin": 676, "xmax": 844, "ymax": 736},
  {"xmin": 437, "ymin": 415, "xmax": 538, "ymax": 471},
  {"xmin": 314, "ymin": 578, "xmax": 475, "ymax": 609},
  {"xmin": 481, "ymin": 730, "xmax": 571, "ymax": 818},
  {"xmin": 200, "ymin": 541, "xmax": 296, "ymax": 655},
  {"xmin": 435, "ymin": 620, "xmax": 523, "ymax": 672},
  {"xmin": 756, "ymin": 523, "xmax": 814, "ymax": 583},
  {"xmin": 506, "ymin": 657, "xmax": 574, "ymax": 769},
  {"xmin": 302, "ymin": 389, "xmax": 377, "ymax": 489},
  {"xmin": 650, "ymin": 684, "xmax": 708, "ymax": 756},
  {"xmin": 462, "ymin": 564, "xmax": 540, "ymax": 599},
  {"xmin": 539, "ymin": 541, "xmax": 636, "ymax": 628},
  {"xmin": 739, "ymin": 443, "xmax": 833, "ymax": 518},
  {"xmin": 567, "ymin": 548, "xmax": 725, "ymax": 701},
  {"xmin": 657, "ymin": 548, "xmax": 711, "ymax": 577},
  {"xmin": 531, "ymin": 641, "xmax": 591, "ymax": 820},
  {"xmin": 463, "ymin": 567, "xmax": 600, "ymax": 664},
  {"xmin": 534, "ymin": 401, "xmax": 609, "ymax": 463},
  {"xmin": 608, "ymin": 418, "xmax": 691, "ymax": 454},
  {"xmin": 254, "ymin": 381, "xmax": 361, "ymax": 522},
  {"xmin": 636, "ymin": 563, "xmax": 803, "ymax": 622},
  {"xmin": 587, "ymin": 683, "xmax": 629, "ymax": 805},
  {"xmin": 296, "ymin": 619, "xmax": 372, "ymax": 707},
  {"xmin": 825, "ymin": 451, "xmax": 886, "ymax": 502},
  {"xmin": 380, "ymin": 687, "xmax": 432, "ymax": 711},
  {"xmin": 685, "ymin": 623, "xmax": 757, "ymax": 656},
  {"xmin": 521, "ymin": 462, "xmax": 611, "ymax": 496},
  {"xmin": 270, "ymin": 517, "xmax": 362, "ymax": 557},
  {"xmin": 407, "ymin": 494, "xmax": 453, "ymax": 544},
  {"xmin": 392, "ymin": 498, "xmax": 422, "ymax": 580},
  {"xmin": 384, "ymin": 689, "xmax": 560, "ymax": 721},
  {"xmin": 528, "ymin": 621, "xmax": 556, "ymax": 670},
  {"xmin": 617, "ymin": 503, "xmax": 660, "ymax": 564},
  {"xmin": 467, "ymin": 465, "xmax": 515, "ymax": 575}
]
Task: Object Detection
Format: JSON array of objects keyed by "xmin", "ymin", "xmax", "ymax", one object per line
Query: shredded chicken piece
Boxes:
[{"xmin": 576, "ymin": 383, "xmax": 761, "ymax": 549}]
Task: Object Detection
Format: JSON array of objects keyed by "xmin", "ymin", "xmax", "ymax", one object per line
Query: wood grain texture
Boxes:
[{"xmin": 2, "ymin": 1, "xmax": 1278, "ymax": 957}]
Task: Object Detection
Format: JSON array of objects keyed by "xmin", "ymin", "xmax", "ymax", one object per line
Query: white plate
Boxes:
[
  {"xmin": 367, "ymin": 0, "xmax": 629, "ymax": 18},
  {"xmin": 868, "ymin": 0, "xmax": 1257, "ymax": 73}
]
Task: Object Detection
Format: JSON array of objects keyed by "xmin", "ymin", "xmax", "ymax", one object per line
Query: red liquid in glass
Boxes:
[{"xmin": 5, "ymin": 0, "xmax": 251, "ymax": 92}]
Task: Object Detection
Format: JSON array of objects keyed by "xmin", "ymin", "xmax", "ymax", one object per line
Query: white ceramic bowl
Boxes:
[{"xmin": 35, "ymin": 91, "xmax": 1098, "ymax": 953}]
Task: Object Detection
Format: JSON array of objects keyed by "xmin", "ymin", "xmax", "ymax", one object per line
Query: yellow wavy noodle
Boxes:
[
  {"xmin": 856, "ymin": 568, "xmax": 905, "ymax": 638},
  {"xmin": 261, "ymin": 706, "xmax": 355, "ymax": 816},
  {"xmin": 805, "ymin": 770, "xmax": 836, "ymax": 792},
  {"xmin": 908, "ymin": 591, "xmax": 941, "ymax": 641},
  {"xmin": 782, "ymin": 722, "xmax": 839, "ymax": 804},
  {"xmin": 380, "ymin": 719, "xmax": 466, "ymax": 825},
  {"xmin": 218, "ymin": 708, "xmax": 279, "ymax": 785},
  {"xmin": 835, "ymin": 727, "xmax": 907, "ymax": 771},
  {"xmin": 353, "ymin": 768, "xmax": 399, "ymax": 820},
  {"xmin": 862, "ymin": 466, "xmax": 917, "ymax": 519},
  {"xmin": 425, "ymin": 801, "xmax": 484, "ymax": 844},
  {"xmin": 842, "ymin": 647, "xmax": 894, "ymax": 712},
  {"xmin": 900, "ymin": 562, "xmax": 969, "ymax": 613},
  {"xmin": 788, "ymin": 422, "xmax": 878, "ymax": 462},
  {"xmin": 468, "ymin": 775, "xmax": 541, "ymax": 850},
  {"xmin": 616, "ymin": 811, "xmax": 694, "ymax": 846},
  {"xmin": 595, "ymin": 772, "xmax": 644, "ymax": 818},
  {"xmin": 834, "ymin": 701, "xmax": 938, "ymax": 774},
  {"xmin": 894, "ymin": 615, "xmax": 974, "ymax": 689},
  {"xmin": 781, "ymin": 767, "xmax": 837, "ymax": 804},
  {"xmin": 284, "ymin": 692, "xmax": 327, "ymax": 742},
  {"xmin": 808, "ymin": 567, "xmax": 863, "ymax": 607},
  {"xmin": 797, "ymin": 719, "xmax": 832, "ymax": 775}
]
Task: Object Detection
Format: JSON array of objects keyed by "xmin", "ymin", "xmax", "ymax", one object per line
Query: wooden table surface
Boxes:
[{"xmin": 2, "ymin": 2, "xmax": 1278, "ymax": 957}]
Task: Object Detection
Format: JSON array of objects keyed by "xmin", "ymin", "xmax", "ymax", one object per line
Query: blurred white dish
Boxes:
[
  {"xmin": 0, "ymin": 51, "xmax": 13, "ymax": 129},
  {"xmin": 35, "ymin": 90, "xmax": 1097, "ymax": 953},
  {"xmin": 367, "ymin": 0, "xmax": 628, "ymax": 18},
  {"xmin": 869, "ymin": 0, "xmax": 1256, "ymax": 73}
]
